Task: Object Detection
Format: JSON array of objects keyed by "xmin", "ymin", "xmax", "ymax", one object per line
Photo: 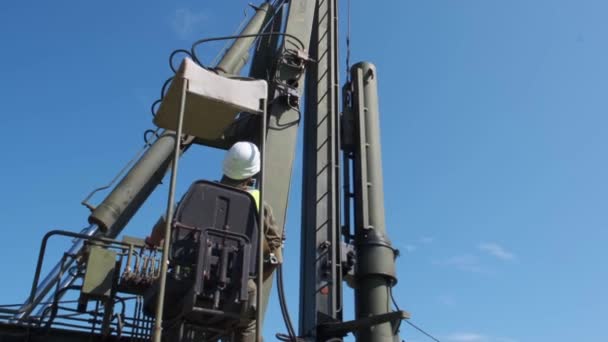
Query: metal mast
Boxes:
[
  {"xmin": 300, "ymin": 0, "xmax": 342, "ymax": 340},
  {"xmin": 258, "ymin": 0, "xmax": 317, "ymax": 321},
  {"xmin": 350, "ymin": 62, "xmax": 399, "ymax": 342}
]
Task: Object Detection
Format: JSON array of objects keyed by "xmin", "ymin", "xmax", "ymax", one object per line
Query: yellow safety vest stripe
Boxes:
[{"xmin": 247, "ymin": 189, "xmax": 260, "ymax": 210}]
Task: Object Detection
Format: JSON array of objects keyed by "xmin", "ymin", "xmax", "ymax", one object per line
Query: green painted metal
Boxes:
[
  {"xmin": 88, "ymin": 131, "xmax": 181, "ymax": 237},
  {"xmin": 81, "ymin": 246, "xmax": 117, "ymax": 299},
  {"xmin": 249, "ymin": 4, "xmax": 283, "ymax": 80},
  {"xmin": 256, "ymin": 99, "xmax": 268, "ymax": 342},
  {"xmin": 217, "ymin": 3, "xmax": 271, "ymax": 74},
  {"xmin": 152, "ymin": 78, "xmax": 188, "ymax": 342},
  {"xmin": 350, "ymin": 62, "xmax": 398, "ymax": 342},
  {"xmin": 0, "ymin": 323, "xmax": 134, "ymax": 342},
  {"xmin": 318, "ymin": 311, "xmax": 410, "ymax": 338},
  {"xmin": 299, "ymin": 0, "xmax": 342, "ymax": 339},
  {"xmin": 258, "ymin": 0, "xmax": 317, "ymax": 325}
]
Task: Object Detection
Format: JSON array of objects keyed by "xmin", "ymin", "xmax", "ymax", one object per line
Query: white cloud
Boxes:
[
  {"xmin": 403, "ymin": 244, "xmax": 417, "ymax": 253},
  {"xmin": 436, "ymin": 295, "xmax": 456, "ymax": 306},
  {"xmin": 445, "ymin": 332, "xmax": 487, "ymax": 342},
  {"xmin": 434, "ymin": 243, "xmax": 515, "ymax": 273},
  {"xmin": 434, "ymin": 254, "xmax": 484, "ymax": 273},
  {"xmin": 478, "ymin": 242, "xmax": 515, "ymax": 261},
  {"xmin": 171, "ymin": 8, "xmax": 208, "ymax": 40},
  {"xmin": 444, "ymin": 332, "xmax": 517, "ymax": 342},
  {"xmin": 419, "ymin": 236, "xmax": 434, "ymax": 244},
  {"xmin": 394, "ymin": 237, "xmax": 434, "ymax": 254}
]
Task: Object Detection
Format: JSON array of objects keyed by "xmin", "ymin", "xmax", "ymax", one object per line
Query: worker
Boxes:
[
  {"xmin": 146, "ymin": 141, "xmax": 282, "ymax": 342},
  {"xmin": 220, "ymin": 141, "xmax": 282, "ymax": 342}
]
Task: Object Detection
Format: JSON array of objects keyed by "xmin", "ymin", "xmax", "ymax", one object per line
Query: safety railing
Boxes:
[{"xmin": 0, "ymin": 230, "xmax": 162, "ymax": 340}]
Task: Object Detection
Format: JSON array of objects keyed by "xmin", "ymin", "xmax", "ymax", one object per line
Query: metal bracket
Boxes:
[
  {"xmin": 340, "ymin": 242, "xmax": 356, "ymax": 284},
  {"xmin": 280, "ymin": 48, "xmax": 314, "ymax": 74},
  {"xmin": 273, "ymin": 82, "xmax": 300, "ymax": 108},
  {"xmin": 265, "ymin": 253, "xmax": 279, "ymax": 265},
  {"xmin": 271, "ymin": 48, "xmax": 314, "ymax": 108},
  {"xmin": 317, "ymin": 310, "xmax": 411, "ymax": 339}
]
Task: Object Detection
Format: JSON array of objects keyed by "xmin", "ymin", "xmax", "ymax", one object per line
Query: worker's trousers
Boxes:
[{"xmin": 225, "ymin": 280, "xmax": 258, "ymax": 342}]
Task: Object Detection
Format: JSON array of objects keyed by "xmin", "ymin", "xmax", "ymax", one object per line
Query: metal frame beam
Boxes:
[
  {"xmin": 259, "ymin": 0, "xmax": 317, "ymax": 324},
  {"xmin": 299, "ymin": 0, "xmax": 342, "ymax": 339}
]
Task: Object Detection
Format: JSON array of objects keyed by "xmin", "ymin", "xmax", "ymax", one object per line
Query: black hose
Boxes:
[
  {"xmin": 191, "ymin": 32, "xmax": 306, "ymax": 66},
  {"xmin": 275, "ymin": 264, "xmax": 300, "ymax": 341}
]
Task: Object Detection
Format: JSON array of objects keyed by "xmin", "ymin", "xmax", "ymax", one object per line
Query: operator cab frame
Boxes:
[{"xmin": 148, "ymin": 57, "xmax": 269, "ymax": 340}]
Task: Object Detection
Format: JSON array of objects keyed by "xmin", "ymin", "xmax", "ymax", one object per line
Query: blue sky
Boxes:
[{"xmin": 1, "ymin": 1, "xmax": 607, "ymax": 341}]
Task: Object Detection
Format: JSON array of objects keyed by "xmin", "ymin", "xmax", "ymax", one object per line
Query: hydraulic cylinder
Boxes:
[{"xmin": 351, "ymin": 62, "xmax": 398, "ymax": 342}]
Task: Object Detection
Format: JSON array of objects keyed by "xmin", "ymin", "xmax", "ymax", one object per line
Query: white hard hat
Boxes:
[{"xmin": 222, "ymin": 141, "xmax": 261, "ymax": 180}]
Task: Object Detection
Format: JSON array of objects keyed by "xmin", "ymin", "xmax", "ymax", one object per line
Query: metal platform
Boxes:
[{"xmin": 0, "ymin": 322, "xmax": 138, "ymax": 342}]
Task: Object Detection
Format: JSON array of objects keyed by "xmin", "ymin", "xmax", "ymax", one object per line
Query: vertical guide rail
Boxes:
[
  {"xmin": 300, "ymin": 0, "xmax": 341, "ymax": 339},
  {"xmin": 256, "ymin": 99, "xmax": 267, "ymax": 342},
  {"xmin": 351, "ymin": 62, "xmax": 398, "ymax": 342},
  {"xmin": 341, "ymin": 83, "xmax": 354, "ymax": 245},
  {"xmin": 152, "ymin": 78, "xmax": 189, "ymax": 342}
]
